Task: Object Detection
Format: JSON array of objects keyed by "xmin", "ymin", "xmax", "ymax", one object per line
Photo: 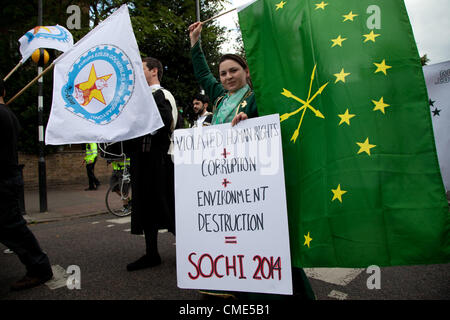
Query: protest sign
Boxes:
[{"xmin": 174, "ymin": 114, "xmax": 292, "ymax": 295}]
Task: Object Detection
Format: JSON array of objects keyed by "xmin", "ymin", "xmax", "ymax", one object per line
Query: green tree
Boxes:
[
  {"xmin": 0, "ymin": 0, "xmax": 227, "ymax": 153},
  {"xmin": 0, "ymin": 0, "xmax": 91, "ymax": 154},
  {"xmin": 421, "ymin": 54, "xmax": 430, "ymax": 66}
]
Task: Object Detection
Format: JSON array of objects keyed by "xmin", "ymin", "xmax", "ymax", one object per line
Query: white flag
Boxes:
[
  {"xmin": 18, "ymin": 25, "xmax": 74, "ymax": 63},
  {"xmin": 424, "ymin": 61, "xmax": 450, "ymax": 192},
  {"xmin": 45, "ymin": 5, "xmax": 164, "ymax": 145}
]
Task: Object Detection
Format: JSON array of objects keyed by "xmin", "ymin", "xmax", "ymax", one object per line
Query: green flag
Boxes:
[{"xmin": 238, "ymin": 0, "xmax": 450, "ymax": 267}]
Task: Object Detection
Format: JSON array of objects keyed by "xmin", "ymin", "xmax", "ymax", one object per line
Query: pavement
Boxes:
[{"xmin": 23, "ymin": 182, "xmax": 110, "ymax": 224}]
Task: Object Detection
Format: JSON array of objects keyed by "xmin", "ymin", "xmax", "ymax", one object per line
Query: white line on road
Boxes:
[
  {"xmin": 45, "ymin": 265, "xmax": 69, "ymax": 290},
  {"xmin": 328, "ymin": 290, "xmax": 348, "ymax": 300},
  {"xmin": 304, "ymin": 268, "xmax": 364, "ymax": 286},
  {"xmin": 106, "ymin": 224, "xmax": 115, "ymax": 228},
  {"xmin": 106, "ymin": 217, "xmax": 131, "ymax": 224}
]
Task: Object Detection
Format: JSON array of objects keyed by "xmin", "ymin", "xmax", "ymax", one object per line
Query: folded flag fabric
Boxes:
[
  {"xmin": 423, "ymin": 61, "xmax": 450, "ymax": 193},
  {"xmin": 238, "ymin": 0, "xmax": 449, "ymax": 267},
  {"xmin": 18, "ymin": 25, "xmax": 74, "ymax": 63}
]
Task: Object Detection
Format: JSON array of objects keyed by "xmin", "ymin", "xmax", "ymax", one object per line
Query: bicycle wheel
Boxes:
[{"xmin": 105, "ymin": 183, "xmax": 132, "ymax": 217}]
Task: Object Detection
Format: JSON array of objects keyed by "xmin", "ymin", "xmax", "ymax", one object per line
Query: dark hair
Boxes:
[
  {"xmin": 142, "ymin": 57, "xmax": 163, "ymax": 82},
  {"xmin": 193, "ymin": 93, "xmax": 209, "ymax": 104},
  {"xmin": 219, "ymin": 54, "xmax": 248, "ymax": 70},
  {"xmin": 0, "ymin": 77, "xmax": 4, "ymax": 98},
  {"xmin": 219, "ymin": 54, "xmax": 252, "ymax": 88}
]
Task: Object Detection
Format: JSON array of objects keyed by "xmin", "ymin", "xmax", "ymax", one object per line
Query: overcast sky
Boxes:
[{"xmin": 215, "ymin": 0, "xmax": 450, "ymax": 65}]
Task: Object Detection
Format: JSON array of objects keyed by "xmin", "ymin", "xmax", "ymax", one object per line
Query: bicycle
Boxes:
[
  {"xmin": 105, "ymin": 165, "xmax": 132, "ymax": 217},
  {"xmin": 99, "ymin": 142, "xmax": 132, "ymax": 217}
]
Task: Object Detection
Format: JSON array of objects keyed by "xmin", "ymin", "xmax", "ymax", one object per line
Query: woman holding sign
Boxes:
[
  {"xmin": 188, "ymin": 21, "xmax": 315, "ymax": 301},
  {"xmin": 189, "ymin": 21, "xmax": 258, "ymax": 127}
]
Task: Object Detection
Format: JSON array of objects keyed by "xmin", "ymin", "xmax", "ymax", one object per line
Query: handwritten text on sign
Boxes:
[{"xmin": 174, "ymin": 114, "xmax": 292, "ymax": 295}]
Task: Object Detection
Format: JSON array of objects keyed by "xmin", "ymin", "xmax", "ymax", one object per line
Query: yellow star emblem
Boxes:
[
  {"xmin": 356, "ymin": 138, "xmax": 376, "ymax": 156},
  {"xmin": 331, "ymin": 184, "xmax": 347, "ymax": 203},
  {"xmin": 331, "ymin": 35, "xmax": 347, "ymax": 48},
  {"xmin": 374, "ymin": 59, "xmax": 392, "ymax": 75},
  {"xmin": 275, "ymin": 1, "xmax": 286, "ymax": 10},
  {"xmin": 334, "ymin": 68, "xmax": 351, "ymax": 83},
  {"xmin": 338, "ymin": 109, "xmax": 355, "ymax": 126},
  {"xmin": 304, "ymin": 232, "xmax": 313, "ymax": 248},
  {"xmin": 315, "ymin": 1, "xmax": 328, "ymax": 10},
  {"xmin": 343, "ymin": 11, "xmax": 358, "ymax": 22},
  {"xmin": 363, "ymin": 30, "xmax": 381, "ymax": 43},
  {"xmin": 372, "ymin": 97, "xmax": 390, "ymax": 114},
  {"xmin": 75, "ymin": 64, "xmax": 112, "ymax": 106}
]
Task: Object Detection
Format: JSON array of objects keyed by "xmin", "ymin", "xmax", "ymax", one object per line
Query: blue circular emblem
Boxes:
[
  {"xmin": 26, "ymin": 25, "xmax": 71, "ymax": 43},
  {"xmin": 61, "ymin": 45, "xmax": 134, "ymax": 124}
]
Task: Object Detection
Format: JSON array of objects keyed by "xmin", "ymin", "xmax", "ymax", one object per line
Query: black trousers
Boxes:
[
  {"xmin": 0, "ymin": 174, "xmax": 52, "ymax": 278},
  {"xmin": 86, "ymin": 157, "xmax": 100, "ymax": 189}
]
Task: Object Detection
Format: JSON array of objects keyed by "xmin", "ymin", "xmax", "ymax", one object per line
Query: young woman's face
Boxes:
[{"xmin": 219, "ymin": 59, "xmax": 249, "ymax": 93}]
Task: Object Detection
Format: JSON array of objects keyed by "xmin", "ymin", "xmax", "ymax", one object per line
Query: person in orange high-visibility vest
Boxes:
[{"xmin": 82, "ymin": 143, "xmax": 100, "ymax": 191}]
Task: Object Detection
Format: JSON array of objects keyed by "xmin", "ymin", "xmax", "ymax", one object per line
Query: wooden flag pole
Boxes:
[
  {"xmin": 201, "ymin": 7, "xmax": 236, "ymax": 24},
  {"xmin": 6, "ymin": 62, "xmax": 54, "ymax": 105},
  {"xmin": 3, "ymin": 61, "xmax": 23, "ymax": 81}
]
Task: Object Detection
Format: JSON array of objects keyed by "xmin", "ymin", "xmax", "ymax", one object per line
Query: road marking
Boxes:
[
  {"xmin": 328, "ymin": 290, "xmax": 348, "ymax": 300},
  {"xmin": 106, "ymin": 224, "xmax": 115, "ymax": 228},
  {"xmin": 46, "ymin": 265, "xmax": 69, "ymax": 290},
  {"xmin": 123, "ymin": 228, "xmax": 131, "ymax": 232},
  {"xmin": 91, "ymin": 221, "xmax": 100, "ymax": 225},
  {"xmin": 304, "ymin": 268, "xmax": 364, "ymax": 286},
  {"xmin": 106, "ymin": 217, "xmax": 131, "ymax": 224}
]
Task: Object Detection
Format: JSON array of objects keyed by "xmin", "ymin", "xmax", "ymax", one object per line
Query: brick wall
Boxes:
[{"xmin": 19, "ymin": 151, "xmax": 112, "ymax": 190}]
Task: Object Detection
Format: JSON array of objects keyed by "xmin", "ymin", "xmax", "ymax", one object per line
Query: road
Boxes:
[{"xmin": 1, "ymin": 213, "xmax": 449, "ymax": 300}]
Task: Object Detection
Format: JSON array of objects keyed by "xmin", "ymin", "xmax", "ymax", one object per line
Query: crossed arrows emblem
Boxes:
[{"xmin": 280, "ymin": 64, "xmax": 329, "ymax": 143}]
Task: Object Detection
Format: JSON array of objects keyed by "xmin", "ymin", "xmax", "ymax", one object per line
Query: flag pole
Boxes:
[
  {"xmin": 201, "ymin": 7, "xmax": 236, "ymax": 24},
  {"xmin": 6, "ymin": 62, "xmax": 54, "ymax": 105},
  {"xmin": 3, "ymin": 61, "xmax": 23, "ymax": 81}
]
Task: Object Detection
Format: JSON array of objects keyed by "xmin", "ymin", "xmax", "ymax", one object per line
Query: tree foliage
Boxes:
[
  {"xmin": 420, "ymin": 54, "xmax": 430, "ymax": 66},
  {"xmin": 0, "ymin": 0, "xmax": 227, "ymax": 154}
]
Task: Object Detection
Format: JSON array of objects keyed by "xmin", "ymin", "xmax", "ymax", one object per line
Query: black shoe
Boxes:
[
  {"xmin": 127, "ymin": 254, "xmax": 161, "ymax": 271},
  {"xmin": 84, "ymin": 187, "xmax": 97, "ymax": 191},
  {"xmin": 10, "ymin": 272, "xmax": 53, "ymax": 291}
]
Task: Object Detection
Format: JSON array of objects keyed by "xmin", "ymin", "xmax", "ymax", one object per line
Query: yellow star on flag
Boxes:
[
  {"xmin": 275, "ymin": 1, "xmax": 286, "ymax": 10},
  {"xmin": 372, "ymin": 97, "xmax": 390, "ymax": 114},
  {"xmin": 331, "ymin": 35, "xmax": 347, "ymax": 48},
  {"xmin": 334, "ymin": 68, "xmax": 351, "ymax": 83},
  {"xmin": 304, "ymin": 232, "xmax": 313, "ymax": 248},
  {"xmin": 374, "ymin": 59, "xmax": 392, "ymax": 75},
  {"xmin": 363, "ymin": 30, "xmax": 381, "ymax": 43},
  {"xmin": 356, "ymin": 138, "xmax": 376, "ymax": 156},
  {"xmin": 343, "ymin": 11, "xmax": 358, "ymax": 22},
  {"xmin": 331, "ymin": 184, "xmax": 347, "ymax": 203},
  {"xmin": 75, "ymin": 64, "xmax": 112, "ymax": 106},
  {"xmin": 315, "ymin": 1, "xmax": 328, "ymax": 10},
  {"xmin": 338, "ymin": 109, "xmax": 355, "ymax": 126}
]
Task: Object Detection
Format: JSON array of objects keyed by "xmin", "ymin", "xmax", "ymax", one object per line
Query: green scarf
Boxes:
[{"xmin": 212, "ymin": 84, "xmax": 250, "ymax": 125}]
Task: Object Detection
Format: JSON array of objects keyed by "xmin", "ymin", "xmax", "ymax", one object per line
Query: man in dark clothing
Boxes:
[
  {"xmin": 0, "ymin": 78, "xmax": 53, "ymax": 290},
  {"xmin": 125, "ymin": 57, "xmax": 176, "ymax": 271},
  {"xmin": 192, "ymin": 93, "xmax": 213, "ymax": 127}
]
